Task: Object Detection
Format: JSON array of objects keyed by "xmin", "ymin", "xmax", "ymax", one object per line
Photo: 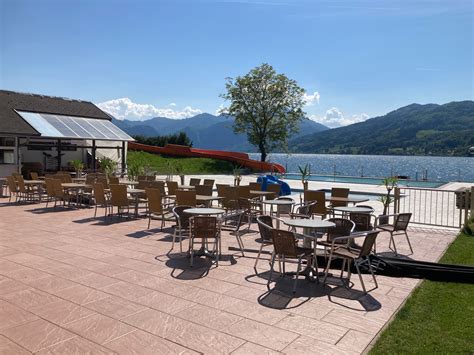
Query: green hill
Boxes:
[{"xmin": 292, "ymin": 101, "xmax": 474, "ymax": 156}]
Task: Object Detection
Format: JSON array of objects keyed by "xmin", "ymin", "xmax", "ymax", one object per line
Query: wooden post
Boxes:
[
  {"xmin": 121, "ymin": 141, "xmax": 126, "ymax": 176},
  {"xmin": 92, "ymin": 140, "xmax": 96, "ymax": 172}
]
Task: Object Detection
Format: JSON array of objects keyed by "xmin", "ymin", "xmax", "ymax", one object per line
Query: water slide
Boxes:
[{"xmin": 128, "ymin": 142, "xmax": 286, "ymax": 173}]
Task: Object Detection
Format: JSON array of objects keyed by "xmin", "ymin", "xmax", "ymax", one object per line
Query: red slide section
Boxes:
[{"xmin": 128, "ymin": 142, "xmax": 286, "ymax": 173}]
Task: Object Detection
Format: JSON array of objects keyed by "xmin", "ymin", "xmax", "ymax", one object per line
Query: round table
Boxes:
[
  {"xmin": 262, "ymin": 199, "xmax": 295, "ymax": 227},
  {"xmin": 184, "ymin": 207, "xmax": 225, "ymax": 215},
  {"xmin": 282, "ymin": 218, "xmax": 335, "ymax": 281},
  {"xmin": 331, "ymin": 206, "xmax": 373, "ymax": 214}
]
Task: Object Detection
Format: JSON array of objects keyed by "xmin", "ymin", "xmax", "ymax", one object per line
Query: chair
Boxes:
[
  {"xmin": 189, "ymin": 178, "xmax": 201, "ymax": 186},
  {"xmin": 304, "ymin": 190, "xmax": 328, "ymax": 219},
  {"xmin": 109, "ymin": 184, "xmax": 134, "ymax": 216},
  {"xmin": 145, "ymin": 188, "xmax": 174, "ymax": 230},
  {"xmin": 249, "ymin": 182, "xmax": 262, "ymax": 191},
  {"xmin": 377, "ymin": 213, "xmax": 413, "ymax": 255},
  {"xmin": 93, "ymin": 183, "xmax": 109, "ymax": 218},
  {"xmin": 221, "ymin": 186, "xmax": 239, "ymax": 211},
  {"xmin": 172, "ymin": 205, "xmax": 192, "ymax": 252},
  {"xmin": 166, "ymin": 181, "xmax": 179, "ymax": 196},
  {"xmin": 290, "ymin": 201, "xmax": 318, "ymax": 219},
  {"xmin": 323, "ymin": 231, "xmax": 380, "ymax": 294},
  {"xmin": 320, "ymin": 218, "xmax": 356, "ymax": 247},
  {"xmin": 44, "ymin": 178, "xmax": 56, "ymax": 207},
  {"xmin": 274, "ymin": 196, "xmax": 294, "ymax": 216},
  {"xmin": 330, "ymin": 187, "xmax": 350, "ymax": 207},
  {"xmin": 6, "ymin": 176, "xmax": 18, "ymax": 202},
  {"xmin": 203, "ymin": 179, "xmax": 215, "ymax": 187},
  {"xmin": 16, "ymin": 176, "xmax": 36, "ymax": 202},
  {"xmin": 350, "ymin": 212, "xmax": 374, "ymax": 232},
  {"xmin": 255, "ymin": 215, "xmax": 278, "ymax": 273},
  {"xmin": 30, "ymin": 172, "xmax": 39, "ymax": 180},
  {"xmin": 195, "ymin": 184, "xmax": 213, "ymax": 196},
  {"xmin": 267, "ymin": 229, "xmax": 313, "ymax": 293},
  {"xmin": 238, "ymin": 197, "xmax": 261, "ymax": 230},
  {"xmin": 236, "ymin": 185, "xmax": 251, "ymax": 199},
  {"xmin": 109, "ymin": 176, "xmax": 119, "ymax": 185},
  {"xmin": 176, "ymin": 190, "xmax": 197, "ymax": 207},
  {"xmin": 266, "ymin": 183, "xmax": 281, "ymax": 198},
  {"xmin": 189, "ymin": 216, "xmax": 220, "ymax": 267},
  {"xmin": 51, "ymin": 179, "xmax": 73, "ymax": 207}
]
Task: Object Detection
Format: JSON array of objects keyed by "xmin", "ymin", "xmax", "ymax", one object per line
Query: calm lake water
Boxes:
[{"xmin": 248, "ymin": 153, "xmax": 474, "ymax": 183}]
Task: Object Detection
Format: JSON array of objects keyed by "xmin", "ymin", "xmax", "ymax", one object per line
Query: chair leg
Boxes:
[
  {"xmin": 323, "ymin": 249, "xmax": 334, "ymax": 284},
  {"xmin": 171, "ymin": 228, "xmax": 177, "ymax": 251},
  {"xmin": 405, "ymin": 231, "xmax": 413, "ymax": 254},
  {"xmin": 254, "ymin": 243, "xmax": 265, "ymax": 273},
  {"xmin": 147, "ymin": 214, "xmax": 151, "ymax": 229},
  {"xmin": 189, "ymin": 237, "xmax": 194, "ymax": 267},
  {"xmin": 94, "ymin": 205, "xmax": 98, "ymax": 218},
  {"xmin": 293, "ymin": 256, "xmax": 303, "ymax": 293},
  {"xmin": 355, "ymin": 261, "xmax": 367, "ymax": 294},
  {"xmin": 340, "ymin": 259, "xmax": 346, "ymax": 278},
  {"xmin": 389, "ymin": 232, "xmax": 398, "ymax": 255},
  {"xmin": 367, "ymin": 258, "xmax": 378, "ymax": 288},
  {"xmin": 267, "ymin": 253, "xmax": 276, "ymax": 290}
]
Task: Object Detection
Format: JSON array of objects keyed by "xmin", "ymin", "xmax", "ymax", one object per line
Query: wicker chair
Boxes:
[
  {"xmin": 221, "ymin": 186, "xmax": 239, "ymax": 211},
  {"xmin": 323, "ymin": 231, "xmax": 380, "ymax": 294},
  {"xmin": 93, "ymin": 183, "xmax": 109, "ymax": 218},
  {"xmin": 267, "ymin": 229, "xmax": 313, "ymax": 293},
  {"xmin": 189, "ymin": 178, "xmax": 201, "ymax": 186},
  {"xmin": 249, "ymin": 182, "xmax": 262, "ymax": 191},
  {"xmin": 109, "ymin": 184, "xmax": 135, "ymax": 216},
  {"xmin": 195, "ymin": 184, "xmax": 213, "ymax": 196},
  {"xmin": 304, "ymin": 190, "xmax": 328, "ymax": 219},
  {"xmin": 290, "ymin": 201, "xmax": 318, "ymax": 219},
  {"xmin": 319, "ymin": 218, "xmax": 355, "ymax": 248},
  {"xmin": 145, "ymin": 188, "xmax": 174, "ymax": 230},
  {"xmin": 30, "ymin": 172, "xmax": 39, "ymax": 180},
  {"xmin": 6, "ymin": 176, "xmax": 19, "ymax": 202},
  {"xmin": 237, "ymin": 185, "xmax": 251, "ymax": 199},
  {"xmin": 189, "ymin": 216, "xmax": 220, "ymax": 267},
  {"xmin": 350, "ymin": 212, "xmax": 375, "ymax": 232},
  {"xmin": 176, "ymin": 190, "xmax": 197, "ymax": 207},
  {"xmin": 203, "ymin": 179, "xmax": 215, "ymax": 187},
  {"xmin": 172, "ymin": 205, "xmax": 192, "ymax": 252},
  {"xmin": 266, "ymin": 183, "xmax": 281, "ymax": 199},
  {"xmin": 330, "ymin": 187, "xmax": 350, "ymax": 207},
  {"xmin": 273, "ymin": 196, "xmax": 294, "ymax": 216},
  {"xmin": 238, "ymin": 197, "xmax": 262, "ymax": 230},
  {"xmin": 166, "ymin": 181, "xmax": 179, "ymax": 197},
  {"xmin": 377, "ymin": 213, "xmax": 413, "ymax": 255},
  {"xmin": 51, "ymin": 178, "xmax": 73, "ymax": 207},
  {"xmin": 254, "ymin": 215, "xmax": 280, "ymax": 273},
  {"xmin": 109, "ymin": 176, "xmax": 119, "ymax": 185}
]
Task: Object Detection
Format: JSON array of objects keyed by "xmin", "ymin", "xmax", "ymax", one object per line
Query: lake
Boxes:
[{"xmin": 248, "ymin": 153, "xmax": 474, "ymax": 183}]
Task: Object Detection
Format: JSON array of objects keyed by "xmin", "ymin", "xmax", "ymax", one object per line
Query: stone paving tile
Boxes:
[
  {"xmin": 0, "ymin": 334, "xmax": 32, "ymax": 354},
  {"xmin": 63, "ymin": 313, "xmax": 135, "ymax": 345},
  {"xmin": 0, "ymin": 319, "xmax": 76, "ymax": 353},
  {"xmin": 231, "ymin": 341, "xmax": 281, "ymax": 354},
  {"xmin": 0, "ymin": 198, "xmax": 458, "ymax": 354}
]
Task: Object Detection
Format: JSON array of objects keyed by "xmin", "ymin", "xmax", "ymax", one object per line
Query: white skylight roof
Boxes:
[{"xmin": 15, "ymin": 111, "xmax": 133, "ymax": 141}]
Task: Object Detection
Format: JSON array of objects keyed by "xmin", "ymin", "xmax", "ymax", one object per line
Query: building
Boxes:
[{"xmin": 0, "ymin": 90, "xmax": 133, "ymax": 177}]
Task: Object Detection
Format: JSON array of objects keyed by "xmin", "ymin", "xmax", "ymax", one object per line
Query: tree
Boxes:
[{"xmin": 221, "ymin": 63, "xmax": 305, "ymax": 162}]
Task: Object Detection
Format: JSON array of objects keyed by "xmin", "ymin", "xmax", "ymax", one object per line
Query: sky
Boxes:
[{"xmin": 1, "ymin": 0, "xmax": 473, "ymax": 127}]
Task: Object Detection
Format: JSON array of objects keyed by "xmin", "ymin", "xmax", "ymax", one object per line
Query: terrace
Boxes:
[{"xmin": 0, "ymin": 176, "xmax": 462, "ymax": 354}]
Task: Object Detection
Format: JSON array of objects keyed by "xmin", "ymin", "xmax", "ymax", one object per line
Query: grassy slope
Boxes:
[
  {"xmin": 127, "ymin": 150, "xmax": 235, "ymax": 175},
  {"xmin": 370, "ymin": 232, "xmax": 474, "ymax": 354}
]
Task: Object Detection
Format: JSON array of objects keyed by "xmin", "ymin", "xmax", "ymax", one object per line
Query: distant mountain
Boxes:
[
  {"xmin": 291, "ymin": 101, "xmax": 474, "ymax": 156},
  {"xmin": 113, "ymin": 113, "xmax": 329, "ymax": 151}
]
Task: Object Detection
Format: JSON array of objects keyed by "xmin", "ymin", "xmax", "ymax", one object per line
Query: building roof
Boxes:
[{"xmin": 0, "ymin": 90, "xmax": 111, "ymax": 136}]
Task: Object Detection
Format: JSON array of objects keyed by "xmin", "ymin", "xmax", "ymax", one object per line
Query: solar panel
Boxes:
[{"xmin": 16, "ymin": 111, "xmax": 133, "ymax": 141}]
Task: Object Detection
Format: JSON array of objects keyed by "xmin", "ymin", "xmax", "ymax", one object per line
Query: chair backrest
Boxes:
[
  {"xmin": 138, "ymin": 180, "xmax": 153, "ymax": 189},
  {"xmin": 304, "ymin": 190, "xmax": 327, "ymax": 215},
  {"xmin": 93, "ymin": 183, "xmax": 107, "ymax": 205},
  {"xmin": 109, "ymin": 184, "xmax": 129, "ymax": 207},
  {"xmin": 350, "ymin": 212, "xmax": 374, "ymax": 232},
  {"xmin": 190, "ymin": 216, "xmax": 217, "ymax": 240},
  {"xmin": 189, "ymin": 178, "xmax": 201, "ymax": 186},
  {"xmin": 150, "ymin": 181, "xmax": 166, "ymax": 196},
  {"xmin": 295, "ymin": 201, "xmax": 318, "ymax": 218},
  {"xmin": 331, "ymin": 187, "xmax": 350, "ymax": 207},
  {"xmin": 51, "ymin": 179, "xmax": 65, "ymax": 198},
  {"xmin": 358, "ymin": 231, "xmax": 380, "ymax": 258},
  {"xmin": 276, "ymin": 196, "xmax": 294, "ymax": 214},
  {"xmin": 176, "ymin": 190, "xmax": 196, "ymax": 206},
  {"xmin": 195, "ymin": 184, "xmax": 213, "ymax": 196},
  {"xmin": 44, "ymin": 178, "xmax": 55, "ymax": 197},
  {"xmin": 394, "ymin": 213, "xmax": 412, "ymax": 231},
  {"xmin": 249, "ymin": 182, "xmax": 262, "ymax": 191},
  {"xmin": 138, "ymin": 175, "xmax": 148, "ymax": 182},
  {"xmin": 30, "ymin": 172, "xmax": 39, "ymax": 180},
  {"xmin": 166, "ymin": 181, "xmax": 178, "ymax": 195},
  {"xmin": 146, "ymin": 188, "xmax": 163, "ymax": 214},
  {"xmin": 12, "ymin": 172, "xmax": 22, "ymax": 181},
  {"xmin": 256, "ymin": 215, "xmax": 273, "ymax": 242},
  {"xmin": 203, "ymin": 179, "xmax": 215, "ymax": 187},
  {"xmin": 109, "ymin": 176, "xmax": 119, "ymax": 185},
  {"xmin": 222, "ymin": 186, "xmax": 239, "ymax": 209},
  {"xmin": 326, "ymin": 218, "xmax": 355, "ymax": 243},
  {"xmin": 16, "ymin": 176, "xmax": 27, "ymax": 193},
  {"xmin": 58, "ymin": 173, "xmax": 72, "ymax": 183},
  {"xmin": 271, "ymin": 229, "xmax": 298, "ymax": 258},
  {"xmin": 6, "ymin": 176, "xmax": 17, "ymax": 193},
  {"xmin": 172, "ymin": 205, "xmax": 192, "ymax": 229},
  {"xmin": 266, "ymin": 183, "xmax": 281, "ymax": 197},
  {"xmin": 147, "ymin": 175, "xmax": 156, "ymax": 181},
  {"xmin": 96, "ymin": 176, "xmax": 109, "ymax": 189},
  {"xmin": 237, "ymin": 185, "xmax": 251, "ymax": 199},
  {"xmin": 216, "ymin": 184, "xmax": 229, "ymax": 197},
  {"xmin": 85, "ymin": 175, "xmax": 96, "ymax": 185}
]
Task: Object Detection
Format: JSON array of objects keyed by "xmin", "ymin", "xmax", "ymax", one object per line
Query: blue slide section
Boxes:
[{"xmin": 257, "ymin": 175, "xmax": 291, "ymax": 196}]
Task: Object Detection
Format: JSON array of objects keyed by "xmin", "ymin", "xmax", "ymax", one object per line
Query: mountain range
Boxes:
[
  {"xmin": 114, "ymin": 101, "xmax": 474, "ymax": 156},
  {"xmin": 112, "ymin": 114, "xmax": 328, "ymax": 151}
]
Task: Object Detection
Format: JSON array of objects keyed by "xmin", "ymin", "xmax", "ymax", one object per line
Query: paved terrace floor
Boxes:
[{"xmin": 0, "ymin": 198, "xmax": 457, "ymax": 354}]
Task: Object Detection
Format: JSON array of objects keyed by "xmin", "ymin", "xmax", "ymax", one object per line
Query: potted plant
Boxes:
[
  {"xmin": 378, "ymin": 177, "xmax": 399, "ymax": 224},
  {"xmin": 298, "ymin": 163, "xmax": 310, "ymax": 191},
  {"xmin": 99, "ymin": 157, "xmax": 117, "ymax": 180},
  {"xmin": 175, "ymin": 163, "xmax": 185, "ymax": 185},
  {"xmin": 70, "ymin": 159, "xmax": 84, "ymax": 178},
  {"xmin": 127, "ymin": 159, "xmax": 144, "ymax": 181}
]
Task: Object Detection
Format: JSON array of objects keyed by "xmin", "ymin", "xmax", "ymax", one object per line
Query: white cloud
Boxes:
[
  {"xmin": 168, "ymin": 102, "xmax": 177, "ymax": 106},
  {"xmin": 310, "ymin": 107, "xmax": 369, "ymax": 128},
  {"xmin": 303, "ymin": 91, "xmax": 320, "ymax": 106},
  {"xmin": 96, "ymin": 98, "xmax": 202, "ymax": 121}
]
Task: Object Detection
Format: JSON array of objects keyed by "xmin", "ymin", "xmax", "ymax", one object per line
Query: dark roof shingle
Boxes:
[{"xmin": 0, "ymin": 90, "xmax": 111, "ymax": 136}]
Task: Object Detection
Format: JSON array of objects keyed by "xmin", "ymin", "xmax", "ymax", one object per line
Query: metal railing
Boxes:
[{"xmin": 394, "ymin": 186, "xmax": 473, "ymax": 228}]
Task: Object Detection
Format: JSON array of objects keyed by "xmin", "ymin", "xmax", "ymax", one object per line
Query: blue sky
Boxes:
[{"xmin": 1, "ymin": 0, "xmax": 472, "ymax": 127}]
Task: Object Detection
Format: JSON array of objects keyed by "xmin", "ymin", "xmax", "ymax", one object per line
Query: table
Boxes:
[
  {"xmin": 178, "ymin": 185, "xmax": 195, "ymax": 190},
  {"xmin": 327, "ymin": 196, "xmax": 369, "ymax": 205},
  {"xmin": 127, "ymin": 188, "xmax": 146, "ymax": 216},
  {"xmin": 0, "ymin": 178, "xmax": 7, "ymax": 197},
  {"xmin": 62, "ymin": 183, "xmax": 92, "ymax": 205},
  {"xmin": 262, "ymin": 199, "xmax": 295, "ymax": 227},
  {"xmin": 282, "ymin": 218, "xmax": 335, "ymax": 281},
  {"xmin": 250, "ymin": 190, "xmax": 275, "ymax": 200},
  {"xmin": 332, "ymin": 206, "xmax": 373, "ymax": 214},
  {"xmin": 184, "ymin": 208, "xmax": 225, "ymax": 260},
  {"xmin": 120, "ymin": 180, "xmax": 139, "ymax": 186},
  {"xmin": 196, "ymin": 195, "xmax": 223, "ymax": 207}
]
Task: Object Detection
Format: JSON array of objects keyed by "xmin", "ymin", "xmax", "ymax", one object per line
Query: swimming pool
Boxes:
[{"xmin": 283, "ymin": 173, "xmax": 445, "ymax": 188}]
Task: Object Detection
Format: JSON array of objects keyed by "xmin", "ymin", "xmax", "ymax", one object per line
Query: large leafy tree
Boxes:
[{"xmin": 221, "ymin": 63, "xmax": 305, "ymax": 162}]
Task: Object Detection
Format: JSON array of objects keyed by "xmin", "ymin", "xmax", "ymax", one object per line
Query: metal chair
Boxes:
[
  {"xmin": 189, "ymin": 216, "xmax": 220, "ymax": 267},
  {"xmin": 377, "ymin": 213, "xmax": 413, "ymax": 255},
  {"xmin": 172, "ymin": 205, "xmax": 192, "ymax": 252},
  {"xmin": 93, "ymin": 183, "xmax": 109, "ymax": 218},
  {"xmin": 189, "ymin": 178, "xmax": 201, "ymax": 186},
  {"xmin": 146, "ymin": 188, "xmax": 174, "ymax": 230}
]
